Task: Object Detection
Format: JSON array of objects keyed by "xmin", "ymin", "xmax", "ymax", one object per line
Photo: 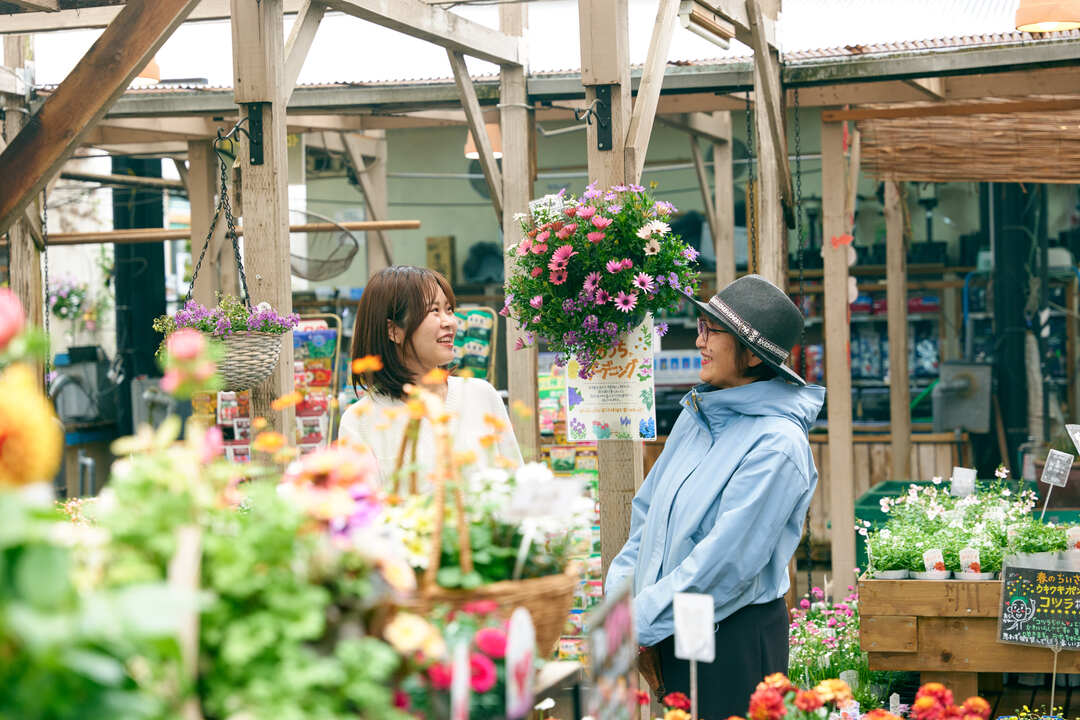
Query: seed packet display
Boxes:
[
  {"xmin": 296, "ymin": 415, "xmax": 326, "ymax": 445},
  {"xmin": 217, "ymin": 392, "xmax": 240, "ymax": 423},
  {"xmin": 225, "ymin": 443, "xmax": 251, "ymax": 463},
  {"xmin": 233, "ymin": 418, "xmax": 252, "ymax": 442}
]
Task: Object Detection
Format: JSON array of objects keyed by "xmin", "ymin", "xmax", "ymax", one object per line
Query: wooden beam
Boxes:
[
  {"xmin": 624, "ymin": 0, "xmax": 680, "ymax": 181},
  {"xmin": 692, "ymin": 0, "xmax": 775, "ymax": 45},
  {"xmin": 448, "ymin": 49, "xmax": 503, "ymax": 222},
  {"xmin": 171, "ymin": 157, "xmax": 190, "ymax": 192},
  {"xmin": 230, "ymin": 0, "xmax": 294, "ymax": 431},
  {"xmin": 59, "ymin": 170, "xmax": 186, "ymax": 191},
  {"xmin": 339, "ymin": 131, "xmax": 393, "ymax": 274},
  {"xmin": 499, "ymin": 2, "xmax": 539, "ymax": 460},
  {"xmin": 845, "ymin": 127, "xmax": 860, "ymax": 234},
  {"xmin": 283, "ymin": 0, "xmax": 325, "ymax": 99},
  {"xmin": 885, "ymin": 181, "xmax": 911, "ymax": 481},
  {"xmin": 0, "ymin": 0, "xmax": 305, "ymax": 34},
  {"xmin": 0, "ymin": 0, "xmax": 201, "ymax": 237},
  {"xmin": 823, "ymin": 97, "xmax": 1080, "ymax": 122},
  {"xmin": 657, "ymin": 111, "xmax": 732, "ymax": 145},
  {"xmin": 306, "ymin": 129, "xmax": 380, "ymax": 156},
  {"xmin": 903, "ymin": 77, "xmax": 946, "ymax": 101},
  {"xmin": 712, "ymin": 112, "xmax": 735, "ymax": 289},
  {"xmin": 2, "ymin": 0, "xmax": 58, "ymax": 10},
  {"xmin": 321, "ymin": 0, "xmax": 522, "ymax": 66},
  {"xmin": 689, "ymin": 136, "xmax": 720, "ymax": 254},
  {"xmin": 822, "ymin": 116, "xmax": 855, "ymax": 592}
]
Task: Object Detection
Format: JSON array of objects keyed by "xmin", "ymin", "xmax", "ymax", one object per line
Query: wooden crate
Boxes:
[{"xmin": 859, "ymin": 577, "xmax": 1080, "ymax": 699}]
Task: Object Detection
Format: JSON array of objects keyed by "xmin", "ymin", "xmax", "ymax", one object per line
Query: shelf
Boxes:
[
  {"xmin": 851, "ymin": 377, "xmax": 937, "ymax": 387},
  {"xmin": 805, "ymin": 313, "xmax": 940, "ymax": 326}
]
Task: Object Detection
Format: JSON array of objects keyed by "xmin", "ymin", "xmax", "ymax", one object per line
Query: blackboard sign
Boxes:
[{"xmin": 999, "ymin": 565, "xmax": 1080, "ymax": 649}]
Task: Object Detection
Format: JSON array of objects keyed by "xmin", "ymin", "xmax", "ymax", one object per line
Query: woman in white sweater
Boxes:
[{"xmin": 339, "ymin": 266, "xmax": 522, "ymax": 488}]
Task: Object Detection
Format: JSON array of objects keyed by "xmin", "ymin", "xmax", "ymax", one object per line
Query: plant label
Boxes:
[
  {"xmin": 959, "ymin": 547, "xmax": 981, "ymax": 574},
  {"xmin": 923, "ymin": 548, "xmax": 946, "ymax": 573},
  {"xmin": 1068, "ymin": 527, "xmax": 1080, "ymax": 552},
  {"xmin": 950, "ymin": 466, "xmax": 977, "ymax": 497},
  {"xmin": 505, "ymin": 608, "xmax": 536, "ymax": 720},
  {"xmin": 1041, "ymin": 449, "xmax": 1074, "ymax": 488},
  {"xmin": 1066, "ymin": 424, "xmax": 1080, "ymax": 455},
  {"xmin": 673, "ymin": 593, "xmax": 715, "ymax": 663},
  {"xmin": 451, "ymin": 641, "xmax": 470, "ymax": 720}
]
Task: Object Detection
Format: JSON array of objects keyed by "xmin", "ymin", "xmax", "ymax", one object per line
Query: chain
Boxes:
[
  {"xmin": 745, "ymin": 90, "xmax": 757, "ymax": 274},
  {"xmin": 42, "ymin": 189, "xmax": 51, "ymax": 385},
  {"xmin": 792, "ymin": 88, "xmax": 813, "ymax": 592}
]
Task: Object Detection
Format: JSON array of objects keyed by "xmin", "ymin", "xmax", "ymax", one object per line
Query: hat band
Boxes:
[{"xmin": 708, "ymin": 296, "xmax": 789, "ymax": 364}]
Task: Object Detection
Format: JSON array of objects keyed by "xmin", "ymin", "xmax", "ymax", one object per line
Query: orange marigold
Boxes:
[
  {"xmin": 747, "ymin": 687, "xmax": 786, "ymax": 720},
  {"xmin": 910, "ymin": 695, "xmax": 945, "ymax": 720},
  {"xmin": 252, "ymin": 431, "xmax": 287, "ymax": 454},
  {"xmin": 813, "ymin": 678, "xmax": 853, "ymax": 705},
  {"xmin": 961, "ymin": 697, "xmax": 990, "ymax": 720},
  {"xmin": 758, "ymin": 673, "xmax": 793, "ymax": 696},
  {"xmin": 351, "ymin": 355, "xmax": 384, "ymax": 374},
  {"xmin": 271, "ymin": 391, "xmax": 303, "ymax": 411},
  {"xmin": 0, "ymin": 364, "xmax": 62, "ymax": 487},
  {"xmin": 794, "ymin": 689, "xmax": 824, "ymax": 712}
]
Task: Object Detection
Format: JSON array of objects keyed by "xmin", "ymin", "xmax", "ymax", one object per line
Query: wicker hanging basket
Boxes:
[
  {"xmin": 215, "ymin": 331, "xmax": 284, "ymax": 391},
  {"xmin": 391, "ymin": 413, "xmax": 581, "ymax": 654}
]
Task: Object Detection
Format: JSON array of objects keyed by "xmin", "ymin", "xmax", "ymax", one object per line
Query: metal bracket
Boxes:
[
  {"xmin": 244, "ymin": 102, "xmax": 266, "ymax": 166},
  {"xmin": 595, "ymin": 85, "xmax": 613, "ymax": 151}
]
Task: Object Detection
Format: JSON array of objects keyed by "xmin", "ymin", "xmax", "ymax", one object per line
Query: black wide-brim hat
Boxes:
[{"xmin": 680, "ymin": 274, "xmax": 806, "ymax": 386}]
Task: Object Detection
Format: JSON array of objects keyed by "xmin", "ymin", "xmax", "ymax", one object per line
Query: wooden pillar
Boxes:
[
  {"xmin": 822, "ymin": 117, "xmax": 855, "ymax": 589},
  {"xmin": 713, "ymin": 112, "xmax": 736, "ymax": 290},
  {"xmin": 230, "ymin": 0, "xmax": 295, "ymax": 431},
  {"xmin": 341, "ymin": 131, "xmax": 391, "ymax": 277},
  {"xmin": 3, "ymin": 36, "xmax": 43, "ymax": 386},
  {"xmin": 499, "ymin": 4, "xmax": 539, "ymax": 459},
  {"xmin": 187, "ymin": 139, "xmax": 237, "ymax": 306},
  {"xmin": 885, "ymin": 181, "xmax": 911, "ymax": 480},
  {"xmin": 578, "ymin": 0, "xmax": 641, "ymax": 582}
]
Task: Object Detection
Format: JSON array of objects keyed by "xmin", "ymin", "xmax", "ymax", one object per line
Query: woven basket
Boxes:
[{"xmin": 214, "ymin": 331, "xmax": 284, "ymax": 391}]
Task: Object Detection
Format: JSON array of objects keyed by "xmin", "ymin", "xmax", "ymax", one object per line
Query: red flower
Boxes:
[
  {"xmin": 748, "ymin": 687, "xmax": 787, "ymax": 720},
  {"xmin": 663, "ymin": 692, "xmax": 691, "ymax": 711},
  {"xmin": 910, "ymin": 696, "xmax": 945, "ymax": 720},
  {"xmin": 968, "ymin": 561, "xmax": 981, "ymax": 573},
  {"xmin": 794, "ymin": 690, "xmax": 824, "ymax": 712},
  {"xmin": 475, "ymin": 627, "xmax": 508, "ymax": 659},
  {"xmin": 758, "ymin": 673, "xmax": 794, "ymax": 696},
  {"xmin": 427, "ymin": 662, "xmax": 452, "ymax": 690},
  {"xmin": 393, "ymin": 689, "xmax": 411, "ymax": 709},
  {"xmin": 634, "ymin": 690, "xmax": 651, "ymax": 706},
  {"xmin": 470, "ymin": 652, "xmax": 497, "ymax": 694},
  {"xmin": 961, "ymin": 696, "xmax": 991, "ymax": 720},
  {"xmin": 917, "ymin": 682, "xmax": 954, "ymax": 708},
  {"xmin": 933, "ymin": 561, "xmax": 946, "ymax": 572},
  {"xmin": 461, "ymin": 600, "xmax": 499, "ymax": 615}
]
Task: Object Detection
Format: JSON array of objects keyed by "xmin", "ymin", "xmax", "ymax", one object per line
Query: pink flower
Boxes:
[
  {"xmin": 536, "ymin": 230, "xmax": 550, "ymax": 243},
  {"xmin": 590, "ymin": 215, "xmax": 613, "ymax": 229},
  {"xmin": 201, "ymin": 425, "xmax": 224, "ymax": 463},
  {"xmin": 475, "ymin": 627, "xmax": 508, "ymax": 659},
  {"xmin": 799, "ymin": 598, "xmax": 810, "ymax": 609},
  {"xmin": 470, "ymin": 652, "xmax": 497, "ymax": 694},
  {"xmin": 193, "ymin": 361, "xmax": 216, "ymax": 382},
  {"xmin": 428, "ymin": 663, "xmax": 452, "ymax": 690},
  {"xmin": 530, "ymin": 267, "xmax": 543, "ymax": 278},
  {"xmin": 529, "ymin": 295, "xmax": 543, "ymax": 309},
  {"xmin": 461, "ymin": 600, "xmax": 499, "ymax": 615},
  {"xmin": 594, "ymin": 289, "xmax": 610, "ymax": 305},
  {"xmin": 563, "ymin": 206, "xmax": 578, "ymax": 217},
  {"xmin": 576, "ymin": 205, "xmax": 597, "ymax": 219},
  {"xmin": 605, "ymin": 259, "xmax": 624, "ymax": 274},
  {"xmin": 516, "ymin": 238, "xmax": 532, "ymax": 256},
  {"xmin": 614, "ymin": 291, "xmax": 638, "ymax": 313},
  {"xmin": 167, "ymin": 327, "xmax": 206, "ymax": 361},
  {"xmin": 620, "ymin": 258, "xmax": 634, "ymax": 270},
  {"xmin": 530, "ymin": 243, "xmax": 548, "ymax": 255},
  {"xmin": 583, "ymin": 271, "xmax": 602, "ymax": 293},
  {"xmin": 587, "ymin": 231, "xmax": 606, "ymax": 243},
  {"xmin": 0, "ymin": 288, "xmax": 25, "ymax": 351},
  {"xmin": 549, "ymin": 244, "xmax": 578, "ymax": 268},
  {"xmin": 393, "ymin": 689, "xmax": 411, "ymax": 710},
  {"xmin": 633, "ymin": 272, "xmax": 655, "ymax": 293},
  {"xmin": 555, "ymin": 223, "xmax": 578, "ymax": 240},
  {"xmin": 549, "ymin": 269, "xmax": 568, "ymax": 285},
  {"xmin": 160, "ymin": 369, "xmax": 181, "ymax": 394}
]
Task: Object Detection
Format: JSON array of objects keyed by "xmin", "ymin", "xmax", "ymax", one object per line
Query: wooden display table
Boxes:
[{"xmin": 860, "ymin": 577, "xmax": 1080, "ymax": 699}]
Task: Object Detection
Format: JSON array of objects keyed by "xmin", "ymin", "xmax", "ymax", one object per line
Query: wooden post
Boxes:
[
  {"xmin": 187, "ymin": 139, "xmax": 237, "ymax": 306},
  {"xmin": 340, "ymin": 131, "xmax": 392, "ymax": 276},
  {"xmin": 712, "ymin": 112, "xmax": 736, "ymax": 290},
  {"xmin": 449, "ymin": 49, "xmax": 503, "ymax": 221},
  {"xmin": 230, "ymin": 0, "xmax": 295, "ymax": 432},
  {"xmin": 499, "ymin": 3, "xmax": 540, "ymax": 460},
  {"xmin": 885, "ymin": 181, "xmax": 911, "ymax": 480},
  {"xmin": 822, "ymin": 117, "xmax": 855, "ymax": 590},
  {"xmin": 3, "ymin": 36, "xmax": 43, "ymax": 386}
]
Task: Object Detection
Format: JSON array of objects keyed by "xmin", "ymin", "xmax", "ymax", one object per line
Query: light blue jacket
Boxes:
[{"xmin": 605, "ymin": 378, "xmax": 825, "ymax": 647}]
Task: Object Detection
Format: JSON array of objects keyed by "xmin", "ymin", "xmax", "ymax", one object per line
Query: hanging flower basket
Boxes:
[{"xmin": 217, "ymin": 331, "xmax": 285, "ymax": 391}]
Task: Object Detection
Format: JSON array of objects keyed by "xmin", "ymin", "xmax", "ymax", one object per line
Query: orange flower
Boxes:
[
  {"xmin": 406, "ymin": 399, "xmax": 426, "ymax": 420},
  {"xmin": 917, "ymin": 682, "xmax": 954, "ymax": 709},
  {"xmin": 351, "ymin": 355, "xmax": 384, "ymax": 374},
  {"xmin": 252, "ymin": 431, "xmax": 287, "ymax": 454},
  {"xmin": 478, "ymin": 434, "xmax": 498, "ymax": 448},
  {"xmin": 252, "ymin": 416, "xmax": 269, "ymax": 431},
  {"xmin": 747, "ymin": 687, "xmax": 786, "ymax": 720},
  {"xmin": 961, "ymin": 697, "xmax": 990, "ymax": 720},
  {"xmin": 510, "ymin": 399, "xmax": 533, "ymax": 418},
  {"xmin": 453, "ymin": 450, "xmax": 477, "ymax": 467},
  {"xmin": 910, "ymin": 695, "xmax": 944, "ymax": 720},
  {"xmin": 664, "ymin": 711, "xmax": 691, "ymax": 720},
  {"xmin": 271, "ymin": 391, "xmax": 303, "ymax": 411},
  {"xmin": 758, "ymin": 673, "xmax": 793, "ymax": 696},
  {"xmin": 272, "ymin": 447, "xmax": 299, "ymax": 464},
  {"xmin": 483, "ymin": 413, "xmax": 508, "ymax": 433},
  {"xmin": 420, "ymin": 367, "xmax": 449, "ymax": 385},
  {"xmin": 865, "ymin": 711, "xmax": 903, "ymax": 720},
  {"xmin": 813, "ymin": 678, "xmax": 852, "ymax": 705},
  {"xmin": 794, "ymin": 690, "xmax": 823, "ymax": 712}
]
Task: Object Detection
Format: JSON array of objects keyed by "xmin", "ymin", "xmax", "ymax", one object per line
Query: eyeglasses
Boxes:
[{"xmin": 697, "ymin": 317, "xmax": 725, "ymax": 341}]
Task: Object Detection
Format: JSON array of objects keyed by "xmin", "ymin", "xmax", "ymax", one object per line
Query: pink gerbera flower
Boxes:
[
  {"xmin": 529, "ymin": 295, "xmax": 543, "ymax": 309},
  {"xmin": 563, "ymin": 206, "xmax": 578, "ymax": 218},
  {"xmin": 583, "ymin": 271, "xmax": 602, "ymax": 293},
  {"xmin": 587, "ymin": 231, "xmax": 605, "ymax": 243},
  {"xmin": 530, "ymin": 243, "xmax": 548, "ymax": 255},
  {"xmin": 614, "ymin": 291, "xmax": 638, "ymax": 313},
  {"xmin": 549, "ymin": 269, "xmax": 568, "ymax": 285},
  {"xmin": 576, "ymin": 206, "xmax": 597, "ymax": 219},
  {"xmin": 633, "ymin": 272, "xmax": 655, "ymax": 293},
  {"xmin": 535, "ymin": 230, "xmax": 550, "ymax": 243},
  {"xmin": 550, "ymin": 244, "xmax": 578, "ymax": 267},
  {"xmin": 530, "ymin": 267, "xmax": 543, "ymax": 278},
  {"xmin": 516, "ymin": 238, "xmax": 532, "ymax": 256},
  {"xmin": 594, "ymin": 289, "xmax": 610, "ymax": 305},
  {"xmin": 605, "ymin": 259, "xmax": 624, "ymax": 274},
  {"xmin": 591, "ymin": 216, "xmax": 613, "ymax": 229}
]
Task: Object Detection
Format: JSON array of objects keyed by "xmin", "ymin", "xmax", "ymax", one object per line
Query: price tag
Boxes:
[
  {"xmin": 505, "ymin": 608, "xmax": 536, "ymax": 720},
  {"xmin": 1066, "ymin": 424, "xmax": 1080, "ymax": 455},
  {"xmin": 673, "ymin": 592, "xmax": 715, "ymax": 663},
  {"xmin": 959, "ymin": 547, "xmax": 981, "ymax": 574},
  {"xmin": 451, "ymin": 641, "xmax": 470, "ymax": 720},
  {"xmin": 950, "ymin": 466, "xmax": 977, "ymax": 497},
  {"xmin": 1067, "ymin": 527, "xmax": 1080, "ymax": 552},
  {"xmin": 503, "ymin": 476, "xmax": 583, "ymax": 523},
  {"xmin": 922, "ymin": 548, "xmax": 946, "ymax": 573},
  {"xmin": 1041, "ymin": 449, "xmax": 1074, "ymax": 488}
]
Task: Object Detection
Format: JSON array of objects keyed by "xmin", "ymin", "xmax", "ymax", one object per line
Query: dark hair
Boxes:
[
  {"xmin": 734, "ymin": 341, "xmax": 778, "ymax": 382},
  {"xmin": 350, "ymin": 265, "xmax": 456, "ymax": 399}
]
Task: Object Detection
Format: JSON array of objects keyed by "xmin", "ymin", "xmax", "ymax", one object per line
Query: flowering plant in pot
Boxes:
[{"xmin": 503, "ymin": 183, "xmax": 700, "ymax": 375}]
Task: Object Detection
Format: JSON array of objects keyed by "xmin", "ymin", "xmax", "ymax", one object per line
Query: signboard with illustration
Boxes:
[
  {"xmin": 452, "ymin": 307, "xmax": 497, "ymax": 382},
  {"xmin": 565, "ymin": 317, "xmax": 657, "ymax": 442},
  {"xmin": 999, "ymin": 564, "xmax": 1080, "ymax": 649}
]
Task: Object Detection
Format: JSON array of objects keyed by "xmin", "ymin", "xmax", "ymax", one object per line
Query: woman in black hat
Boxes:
[{"xmin": 606, "ymin": 274, "xmax": 825, "ymax": 718}]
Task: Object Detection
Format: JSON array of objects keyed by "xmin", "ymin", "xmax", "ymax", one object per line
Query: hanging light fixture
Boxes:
[
  {"xmin": 678, "ymin": 0, "xmax": 735, "ymax": 48},
  {"xmin": 464, "ymin": 123, "xmax": 503, "ymax": 160},
  {"xmin": 1016, "ymin": 0, "xmax": 1080, "ymax": 32}
]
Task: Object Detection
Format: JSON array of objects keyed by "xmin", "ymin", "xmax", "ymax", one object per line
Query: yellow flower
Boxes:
[
  {"xmin": 478, "ymin": 434, "xmax": 498, "ymax": 449},
  {"xmin": 272, "ymin": 447, "xmax": 299, "ymax": 464},
  {"xmin": 0, "ymin": 364, "xmax": 62, "ymax": 487},
  {"xmin": 351, "ymin": 355, "xmax": 384, "ymax": 374},
  {"xmin": 482, "ymin": 413, "xmax": 508, "ymax": 433},
  {"xmin": 453, "ymin": 450, "xmax": 477, "ymax": 467},
  {"xmin": 252, "ymin": 431, "xmax": 287, "ymax": 454},
  {"xmin": 510, "ymin": 400, "xmax": 533, "ymax": 418},
  {"xmin": 421, "ymin": 629, "xmax": 446, "ymax": 661},
  {"xmin": 814, "ymin": 678, "xmax": 853, "ymax": 704},
  {"xmin": 664, "ymin": 710, "xmax": 691, "ymax": 720},
  {"xmin": 384, "ymin": 612, "xmax": 437, "ymax": 655},
  {"xmin": 378, "ymin": 556, "xmax": 418, "ymax": 594},
  {"xmin": 420, "ymin": 367, "xmax": 449, "ymax": 385},
  {"xmin": 252, "ymin": 417, "xmax": 269, "ymax": 431},
  {"xmin": 271, "ymin": 391, "xmax": 304, "ymax": 411}
]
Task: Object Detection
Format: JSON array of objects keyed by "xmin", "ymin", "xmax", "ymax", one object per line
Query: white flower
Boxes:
[
  {"xmin": 931, "ymin": 476, "xmax": 943, "ymax": 485},
  {"xmin": 995, "ymin": 465, "xmax": 1009, "ymax": 479},
  {"xmin": 256, "ymin": 301, "xmax": 273, "ymax": 313},
  {"xmin": 1002, "ymin": 488, "xmax": 1011, "ymax": 496},
  {"xmin": 635, "ymin": 220, "xmax": 670, "ymax": 240},
  {"xmin": 515, "ymin": 461, "xmax": 554, "ymax": 487},
  {"xmin": 643, "ymin": 238, "xmax": 661, "ymax": 255}
]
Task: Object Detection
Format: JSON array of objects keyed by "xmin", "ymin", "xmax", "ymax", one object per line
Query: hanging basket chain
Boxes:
[
  {"xmin": 186, "ymin": 123, "xmax": 252, "ymax": 308},
  {"xmin": 745, "ymin": 90, "xmax": 757, "ymax": 275},
  {"xmin": 793, "ymin": 87, "xmax": 813, "ymax": 593},
  {"xmin": 42, "ymin": 189, "xmax": 50, "ymax": 385}
]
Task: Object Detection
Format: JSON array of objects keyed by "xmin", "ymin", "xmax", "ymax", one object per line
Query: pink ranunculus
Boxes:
[
  {"xmin": 201, "ymin": 425, "xmax": 224, "ymax": 463},
  {"xmin": 0, "ymin": 288, "xmax": 25, "ymax": 350},
  {"xmin": 590, "ymin": 216, "xmax": 613, "ymax": 229},
  {"xmin": 576, "ymin": 205, "xmax": 596, "ymax": 219},
  {"xmin": 530, "ymin": 267, "xmax": 543, "ymax": 278},
  {"xmin": 428, "ymin": 663, "xmax": 453, "ymax": 690},
  {"xmin": 160, "ymin": 369, "xmax": 181, "ymax": 394},
  {"xmin": 587, "ymin": 231, "xmax": 605, "ymax": 243},
  {"xmin": 475, "ymin": 627, "xmax": 508, "ymax": 659},
  {"xmin": 167, "ymin": 327, "xmax": 206, "ymax": 361},
  {"xmin": 470, "ymin": 652, "xmax": 497, "ymax": 694}
]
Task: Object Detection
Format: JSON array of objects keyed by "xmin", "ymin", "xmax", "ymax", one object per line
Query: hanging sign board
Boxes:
[
  {"xmin": 999, "ymin": 563, "xmax": 1080, "ymax": 649},
  {"xmin": 1041, "ymin": 450, "xmax": 1074, "ymax": 488},
  {"xmin": 673, "ymin": 592, "xmax": 715, "ymax": 663},
  {"xmin": 566, "ymin": 316, "xmax": 657, "ymax": 442},
  {"xmin": 585, "ymin": 580, "xmax": 638, "ymax": 720},
  {"xmin": 1066, "ymin": 424, "xmax": 1080, "ymax": 456}
]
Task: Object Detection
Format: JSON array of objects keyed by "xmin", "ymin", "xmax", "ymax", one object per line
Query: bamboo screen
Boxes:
[{"xmin": 858, "ymin": 98, "xmax": 1080, "ymax": 184}]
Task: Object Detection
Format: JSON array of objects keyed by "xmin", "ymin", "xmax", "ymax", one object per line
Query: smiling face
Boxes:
[
  {"xmin": 695, "ymin": 316, "xmax": 762, "ymax": 389},
  {"xmin": 389, "ymin": 284, "xmax": 458, "ymax": 378}
]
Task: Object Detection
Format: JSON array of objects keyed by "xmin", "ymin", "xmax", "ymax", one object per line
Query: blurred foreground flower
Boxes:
[
  {"xmin": 158, "ymin": 327, "xmax": 222, "ymax": 399},
  {"xmin": 0, "ymin": 364, "xmax": 62, "ymax": 487}
]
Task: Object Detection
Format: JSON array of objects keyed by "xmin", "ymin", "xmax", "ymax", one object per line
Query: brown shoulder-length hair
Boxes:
[{"xmin": 351, "ymin": 265, "xmax": 456, "ymax": 399}]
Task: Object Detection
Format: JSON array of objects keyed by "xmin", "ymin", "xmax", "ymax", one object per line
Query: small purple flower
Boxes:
[
  {"xmin": 653, "ymin": 200, "xmax": 676, "ymax": 216},
  {"xmin": 583, "ymin": 314, "xmax": 599, "ymax": 332},
  {"xmin": 612, "ymin": 184, "xmax": 628, "ymax": 193},
  {"xmin": 668, "ymin": 272, "xmax": 681, "ymax": 290},
  {"xmin": 603, "ymin": 321, "xmax": 618, "ymax": 336},
  {"xmin": 562, "ymin": 298, "xmax": 577, "ymax": 314},
  {"xmin": 629, "ymin": 183, "xmax": 645, "ymax": 192},
  {"xmin": 655, "ymin": 322, "xmax": 669, "ymax": 337},
  {"xmin": 606, "ymin": 205, "xmax": 622, "ymax": 214},
  {"xmin": 563, "ymin": 330, "xmax": 580, "ymax": 345},
  {"xmin": 603, "ymin": 192, "xmax": 617, "ymax": 202},
  {"xmin": 583, "ymin": 181, "xmax": 601, "ymax": 200},
  {"xmin": 683, "ymin": 246, "xmax": 701, "ymax": 262}
]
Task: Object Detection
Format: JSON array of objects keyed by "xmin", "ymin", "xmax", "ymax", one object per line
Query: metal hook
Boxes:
[{"xmin": 573, "ymin": 98, "xmax": 602, "ymax": 125}]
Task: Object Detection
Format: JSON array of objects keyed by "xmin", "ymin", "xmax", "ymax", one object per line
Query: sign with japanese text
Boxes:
[
  {"xmin": 1041, "ymin": 450, "xmax": 1074, "ymax": 488},
  {"xmin": 565, "ymin": 316, "xmax": 657, "ymax": 443},
  {"xmin": 586, "ymin": 580, "xmax": 638, "ymax": 720},
  {"xmin": 999, "ymin": 564, "xmax": 1080, "ymax": 649}
]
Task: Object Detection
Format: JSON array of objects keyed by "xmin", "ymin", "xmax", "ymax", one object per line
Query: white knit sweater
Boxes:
[{"xmin": 338, "ymin": 375, "xmax": 523, "ymax": 489}]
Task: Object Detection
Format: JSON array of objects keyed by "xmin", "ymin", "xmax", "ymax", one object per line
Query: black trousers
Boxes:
[{"xmin": 656, "ymin": 597, "xmax": 789, "ymax": 720}]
